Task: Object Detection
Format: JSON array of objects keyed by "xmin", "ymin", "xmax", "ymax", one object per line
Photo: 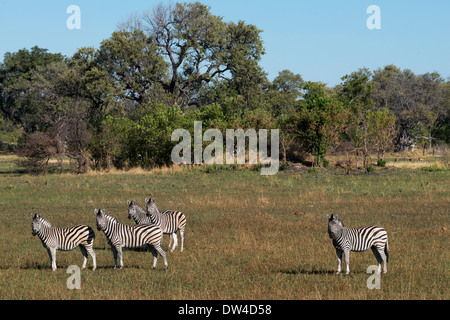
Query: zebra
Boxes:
[
  {"xmin": 128, "ymin": 200, "xmax": 178, "ymax": 252},
  {"xmin": 95, "ymin": 209, "xmax": 168, "ymax": 270},
  {"xmin": 127, "ymin": 200, "xmax": 152, "ymax": 225},
  {"xmin": 145, "ymin": 198, "xmax": 186, "ymax": 253},
  {"xmin": 327, "ymin": 214, "xmax": 389, "ymax": 275},
  {"xmin": 30, "ymin": 213, "xmax": 96, "ymax": 271}
]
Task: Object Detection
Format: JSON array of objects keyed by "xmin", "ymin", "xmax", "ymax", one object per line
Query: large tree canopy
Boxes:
[{"xmin": 120, "ymin": 2, "xmax": 265, "ymax": 106}]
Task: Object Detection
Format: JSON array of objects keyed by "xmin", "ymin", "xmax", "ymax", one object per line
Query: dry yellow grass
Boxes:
[{"xmin": 0, "ymin": 154, "xmax": 448, "ymax": 300}]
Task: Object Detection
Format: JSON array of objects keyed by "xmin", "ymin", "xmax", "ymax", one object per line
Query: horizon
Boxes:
[{"xmin": 0, "ymin": 0, "xmax": 449, "ymax": 87}]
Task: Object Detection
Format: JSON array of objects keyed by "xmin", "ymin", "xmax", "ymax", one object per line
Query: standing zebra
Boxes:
[
  {"xmin": 145, "ymin": 198, "xmax": 186, "ymax": 253},
  {"xmin": 95, "ymin": 209, "xmax": 168, "ymax": 270},
  {"xmin": 30, "ymin": 214, "xmax": 96, "ymax": 271},
  {"xmin": 127, "ymin": 200, "xmax": 151, "ymax": 225},
  {"xmin": 128, "ymin": 200, "xmax": 177, "ymax": 251},
  {"xmin": 327, "ymin": 214, "xmax": 389, "ymax": 275}
]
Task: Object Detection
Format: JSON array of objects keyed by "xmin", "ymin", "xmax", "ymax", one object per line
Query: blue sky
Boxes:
[{"xmin": 0, "ymin": 0, "xmax": 449, "ymax": 87}]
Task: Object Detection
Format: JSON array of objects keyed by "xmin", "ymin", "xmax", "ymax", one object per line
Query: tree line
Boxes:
[{"xmin": 0, "ymin": 2, "xmax": 448, "ymax": 174}]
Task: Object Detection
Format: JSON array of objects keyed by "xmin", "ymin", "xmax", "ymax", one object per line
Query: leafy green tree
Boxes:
[
  {"xmin": 0, "ymin": 46, "xmax": 65, "ymax": 132},
  {"xmin": 292, "ymin": 82, "xmax": 347, "ymax": 166},
  {"xmin": 372, "ymin": 65, "xmax": 446, "ymax": 151},
  {"xmin": 367, "ymin": 108, "xmax": 397, "ymax": 162},
  {"xmin": 122, "ymin": 2, "xmax": 265, "ymax": 107},
  {"xmin": 97, "ymin": 29, "xmax": 168, "ymax": 106},
  {"xmin": 266, "ymin": 69, "xmax": 304, "ymax": 116},
  {"xmin": 105, "ymin": 103, "xmax": 186, "ymax": 168},
  {"xmin": 339, "ymin": 68, "xmax": 375, "ymax": 168}
]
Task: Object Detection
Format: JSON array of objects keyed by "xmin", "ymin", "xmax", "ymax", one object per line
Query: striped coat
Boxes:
[
  {"xmin": 145, "ymin": 198, "xmax": 186, "ymax": 253},
  {"xmin": 30, "ymin": 214, "xmax": 96, "ymax": 271},
  {"xmin": 327, "ymin": 214, "xmax": 389, "ymax": 275},
  {"xmin": 127, "ymin": 200, "xmax": 152, "ymax": 225},
  {"xmin": 95, "ymin": 209, "xmax": 167, "ymax": 270}
]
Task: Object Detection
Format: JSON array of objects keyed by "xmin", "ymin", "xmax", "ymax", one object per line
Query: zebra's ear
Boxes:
[
  {"xmin": 100, "ymin": 209, "xmax": 106, "ymax": 215},
  {"xmin": 30, "ymin": 213, "xmax": 35, "ymax": 219},
  {"xmin": 335, "ymin": 214, "xmax": 339, "ymax": 220},
  {"xmin": 327, "ymin": 214, "xmax": 331, "ymax": 221},
  {"xmin": 145, "ymin": 198, "xmax": 149, "ymax": 203},
  {"xmin": 127, "ymin": 200, "xmax": 131, "ymax": 206},
  {"xmin": 94, "ymin": 209, "xmax": 99, "ymax": 215}
]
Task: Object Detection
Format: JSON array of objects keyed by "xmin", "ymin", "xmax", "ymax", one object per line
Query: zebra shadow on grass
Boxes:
[{"xmin": 277, "ymin": 266, "xmax": 335, "ymax": 275}]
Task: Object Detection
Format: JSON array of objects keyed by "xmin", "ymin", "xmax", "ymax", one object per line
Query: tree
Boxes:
[
  {"xmin": 96, "ymin": 29, "xmax": 168, "ymax": 107},
  {"xmin": 339, "ymin": 68, "xmax": 375, "ymax": 168},
  {"xmin": 16, "ymin": 131, "xmax": 57, "ymax": 174},
  {"xmin": 292, "ymin": 82, "xmax": 347, "ymax": 166},
  {"xmin": 367, "ymin": 108, "xmax": 397, "ymax": 162},
  {"xmin": 266, "ymin": 70, "xmax": 304, "ymax": 117},
  {"xmin": 372, "ymin": 66, "xmax": 446, "ymax": 151},
  {"xmin": 121, "ymin": 2, "xmax": 265, "ymax": 107},
  {"xmin": 0, "ymin": 46, "xmax": 65, "ymax": 132}
]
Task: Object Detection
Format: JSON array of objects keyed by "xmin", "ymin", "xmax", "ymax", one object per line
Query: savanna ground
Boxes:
[{"xmin": 0, "ymin": 153, "xmax": 448, "ymax": 300}]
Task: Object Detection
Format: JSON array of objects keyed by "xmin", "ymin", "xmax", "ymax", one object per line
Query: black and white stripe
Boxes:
[
  {"xmin": 128, "ymin": 200, "xmax": 178, "ymax": 252},
  {"xmin": 127, "ymin": 200, "xmax": 152, "ymax": 225},
  {"xmin": 95, "ymin": 209, "xmax": 168, "ymax": 270},
  {"xmin": 145, "ymin": 198, "xmax": 186, "ymax": 253},
  {"xmin": 327, "ymin": 214, "xmax": 389, "ymax": 275},
  {"xmin": 30, "ymin": 213, "xmax": 96, "ymax": 271}
]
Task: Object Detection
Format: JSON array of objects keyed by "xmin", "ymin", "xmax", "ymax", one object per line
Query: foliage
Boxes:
[
  {"xmin": 291, "ymin": 82, "xmax": 347, "ymax": 166},
  {"xmin": 0, "ymin": 2, "xmax": 448, "ymax": 174}
]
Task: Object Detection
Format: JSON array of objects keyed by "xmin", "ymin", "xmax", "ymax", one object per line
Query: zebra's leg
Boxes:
[
  {"xmin": 335, "ymin": 249, "xmax": 342, "ymax": 275},
  {"xmin": 117, "ymin": 246, "xmax": 124, "ymax": 270},
  {"xmin": 377, "ymin": 246, "xmax": 388, "ymax": 274},
  {"xmin": 167, "ymin": 233, "xmax": 173, "ymax": 251},
  {"xmin": 180, "ymin": 228, "xmax": 185, "ymax": 252},
  {"xmin": 79, "ymin": 245, "xmax": 88, "ymax": 269},
  {"xmin": 344, "ymin": 250, "xmax": 350, "ymax": 275},
  {"xmin": 371, "ymin": 247, "xmax": 383, "ymax": 274},
  {"xmin": 149, "ymin": 246, "xmax": 158, "ymax": 270},
  {"xmin": 111, "ymin": 246, "xmax": 118, "ymax": 269},
  {"xmin": 45, "ymin": 248, "xmax": 53, "ymax": 269},
  {"xmin": 154, "ymin": 245, "xmax": 168, "ymax": 271},
  {"xmin": 48, "ymin": 247, "xmax": 57, "ymax": 271},
  {"xmin": 85, "ymin": 245, "xmax": 97, "ymax": 271},
  {"xmin": 171, "ymin": 233, "xmax": 178, "ymax": 253}
]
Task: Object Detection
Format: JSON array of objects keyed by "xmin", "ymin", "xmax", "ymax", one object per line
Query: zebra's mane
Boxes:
[
  {"xmin": 105, "ymin": 214, "xmax": 120, "ymax": 224},
  {"xmin": 147, "ymin": 200, "xmax": 161, "ymax": 215},
  {"xmin": 131, "ymin": 203, "xmax": 146, "ymax": 215},
  {"xmin": 39, "ymin": 217, "xmax": 52, "ymax": 228}
]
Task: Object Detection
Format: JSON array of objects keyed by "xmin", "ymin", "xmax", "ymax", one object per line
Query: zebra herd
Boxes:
[
  {"xmin": 30, "ymin": 202, "xmax": 389, "ymax": 275},
  {"xmin": 30, "ymin": 198, "xmax": 186, "ymax": 271}
]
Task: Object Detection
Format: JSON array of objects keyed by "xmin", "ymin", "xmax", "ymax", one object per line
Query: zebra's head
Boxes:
[
  {"xmin": 127, "ymin": 200, "xmax": 139, "ymax": 220},
  {"xmin": 327, "ymin": 214, "xmax": 344, "ymax": 239},
  {"xmin": 95, "ymin": 209, "xmax": 108, "ymax": 231},
  {"xmin": 95, "ymin": 209, "xmax": 119, "ymax": 231},
  {"xmin": 145, "ymin": 198, "xmax": 159, "ymax": 217},
  {"xmin": 30, "ymin": 213, "xmax": 50, "ymax": 236}
]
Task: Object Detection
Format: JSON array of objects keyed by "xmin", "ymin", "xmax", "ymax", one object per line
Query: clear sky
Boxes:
[{"xmin": 0, "ymin": 0, "xmax": 449, "ymax": 87}]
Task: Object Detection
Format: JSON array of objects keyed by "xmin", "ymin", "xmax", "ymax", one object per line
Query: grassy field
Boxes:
[{"xmin": 0, "ymin": 154, "xmax": 448, "ymax": 300}]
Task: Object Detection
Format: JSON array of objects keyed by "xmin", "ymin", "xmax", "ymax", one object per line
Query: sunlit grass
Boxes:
[{"xmin": 0, "ymin": 154, "xmax": 448, "ymax": 300}]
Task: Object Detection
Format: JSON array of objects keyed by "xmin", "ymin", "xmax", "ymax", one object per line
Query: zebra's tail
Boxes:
[{"xmin": 385, "ymin": 239, "xmax": 389, "ymax": 263}]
